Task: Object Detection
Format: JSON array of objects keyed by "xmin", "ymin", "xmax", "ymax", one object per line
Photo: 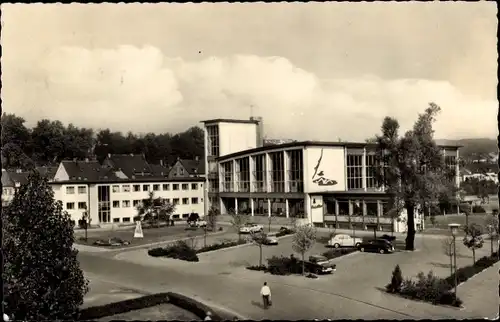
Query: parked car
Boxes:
[
  {"xmin": 357, "ymin": 239, "xmax": 394, "ymax": 254},
  {"xmin": 263, "ymin": 233, "xmax": 279, "ymax": 245},
  {"xmin": 300, "ymin": 255, "xmax": 337, "ymax": 275},
  {"xmin": 380, "ymin": 234, "xmax": 396, "ymax": 242},
  {"xmin": 327, "ymin": 234, "xmax": 363, "ymax": 248},
  {"xmin": 239, "ymin": 223, "xmax": 264, "ymax": 234},
  {"xmin": 189, "ymin": 220, "xmax": 207, "ymax": 228}
]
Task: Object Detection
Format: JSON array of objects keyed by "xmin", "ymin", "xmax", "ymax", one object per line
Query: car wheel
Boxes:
[
  {"xmin": 360, "ymin": 247, "xmax": 364, "ymax": 252},
  {"xmin": 333, "ymin": 243, "xmax": 340, "ymax": 249},
  {"xmin": 379, "ymin": 248, "xmax": 385, "ymax": 254},
  {"xmin": 355, "ymin": 242, "xmax": 361, "ymax": 248}
]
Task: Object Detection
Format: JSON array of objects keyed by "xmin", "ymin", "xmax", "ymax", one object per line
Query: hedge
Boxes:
[
  {"xmin": 148, "ymin": 241, "xmax": 199, "ymax": 262},
  {"xmin": 77, "ymin": 292, "xmax": 223, "ymax": 320},
  {"xmin": 196, "ymin": 239, "xmax": 247, "ymax": 254},
  {"xmin": 322, "ymin": 248, "xmax": 357, "ymax": 259},
  {"xmin": 443, "ymin": 251, "xmax": 498, "ymax": 287}
]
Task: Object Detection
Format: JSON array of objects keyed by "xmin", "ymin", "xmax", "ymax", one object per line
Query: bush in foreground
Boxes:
[
  {"xmin": 148, "ymin": 241, "xmax": 199, "ymax": 262},
  {"xmin": 386, "ymin": 265, "xmax": 403, "ymax": 293},
  {"xmin": 3, "ymin": 172, "xmax": 88, "ymax": 320},
  {"xmin": 196, "ymin": 239, "xmax": 247, "ymax": 253}
]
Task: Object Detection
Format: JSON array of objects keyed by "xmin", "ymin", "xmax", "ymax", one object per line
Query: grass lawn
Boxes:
[
  {"xmin": 424, "ymin": 213, "xmax": 493, "ymax": 230},
  {"xmin": 98, "ymin": 304, "xmax": 198, "ymax": 321},
  {"xmin": 75, "ymin": 224, "xmax": 213, "ymax": 248}
]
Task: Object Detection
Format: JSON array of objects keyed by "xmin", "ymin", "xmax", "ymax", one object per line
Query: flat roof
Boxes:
[
  {"xmin": 218, "ymin": 140, "xmax": 462, "ymax": 161},
  {"xmin": 200, "ymin": 118, "xmax": 259, "ymax": 125}
]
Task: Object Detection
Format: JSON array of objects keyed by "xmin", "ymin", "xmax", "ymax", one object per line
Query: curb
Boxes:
[{"xmin": 456, "ymin": 261, "xmax": 499, "ymax": 288}]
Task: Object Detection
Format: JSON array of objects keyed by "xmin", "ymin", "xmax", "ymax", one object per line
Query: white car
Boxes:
[
  {"xmin": 264, "ymin": 233, "xmax": 279, "ymax": 245},
  {"xmin": 189, "ymin": 220, "xmax": 207, "ymax": 228},
  {"xmin": 327, "ymin": 234, "xmax": 363, "ymax": 248},
  {"xmin": 239, "ymin": 223, "xmax": 264, "ymax": 234}
]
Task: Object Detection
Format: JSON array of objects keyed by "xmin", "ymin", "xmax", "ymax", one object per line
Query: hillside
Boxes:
[{"xmin": 437, "ymin": 138, "xmax": 498, "ymax": 159}]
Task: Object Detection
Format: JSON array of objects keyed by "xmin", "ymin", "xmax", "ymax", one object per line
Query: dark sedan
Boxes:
[{"xmin": 357, "ymin": 239, "xmax": 394, "ymax": 254}]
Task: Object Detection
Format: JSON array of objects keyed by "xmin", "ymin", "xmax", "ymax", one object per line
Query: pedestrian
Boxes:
[
  {"xmin": 204, "ymin": 311, "xmax": 212, "ymax": 321},
  {"xmin": 260, "ymin": 282, "xmax": 271, "ymax": 309}
]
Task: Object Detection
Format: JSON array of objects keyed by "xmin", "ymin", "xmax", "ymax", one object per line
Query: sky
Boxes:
[{"xmin": 1, "ymin": 3, "xmax": 498, "ymax": 141}]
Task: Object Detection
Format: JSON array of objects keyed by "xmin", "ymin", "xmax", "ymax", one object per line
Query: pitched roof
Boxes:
[
  {"xmin": 150, "ymin": 164, "xmax": 171, "ymax": 177},
  {"xmin": 2, "ymin": 169, "xmax": 13, "ymax": 187},
  {"xmin": 105, "ymin": 154, "xmax": 153, "ymax": 177},
  {"xmin": 5, "ymin": 170, "xmax": 30, "ymax": 186},
  {"xmin": 61, "ymin": 160, "xmax": 120, "ymax": 181},
  {"xmin": 178, "ymin": 159, "xmax": 205, "ymax": 175},
  {"xmin": 35, "ymin": 166, "xmax": 58, "ymax": 180}
]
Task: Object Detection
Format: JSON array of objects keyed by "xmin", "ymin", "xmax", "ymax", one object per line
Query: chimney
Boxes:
[{"xmin": 255, "ymin": 116, "xmax": 264, "ymax": 148}]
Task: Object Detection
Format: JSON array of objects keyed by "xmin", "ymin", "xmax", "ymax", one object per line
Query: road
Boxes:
[{"xmin": 78, "ymin": 227, "xmax": 496, "ymax": 320}]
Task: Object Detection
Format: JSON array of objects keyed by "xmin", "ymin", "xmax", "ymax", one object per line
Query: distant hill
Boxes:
[{"xmin": 436, "ymin": 138, "xmax": 497, "ymax": 159}]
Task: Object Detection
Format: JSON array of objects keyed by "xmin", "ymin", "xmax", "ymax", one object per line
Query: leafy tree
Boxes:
[
  {"xmin": 63, "ymin": 124, "xmax": 94, "ymax": 160},
  {"xmin": 135, "ymin": 192, "xmax": 175, "ymax": 227},
  {"xmin": 386, "ymin": 265, "xmax": 403, "ymax": 293},
  {"xmin": 250, "ymin": 231, "xmax": 268, "ymax": 267},
  {"xmin": 80, "ymin": 205, "xmax": 92, "ymax": 242},
  {"xmin": 2, "ymin": 171, "xmax": 88, "ymax": 320},
  {"xmin": 206, "ymin": 205, "xmax": 219, "ymax": 231},
  {"xmin": 228, "ymin": 209, "xmax": 248, "ymax": 242},
  {"xmin": 31, "ymin": 119, "xmax": 67, "ymax": 165},
  {"xmin": 1, "ymin": 113, "xmax": 34, "ymax": 169},
  {"xmin": 462, "ymin": 223, "xmax": 484, "ymax": 263},
  {"xmin": 375, "ymin": 103, "xmax": 454, "ymax": 250},
  {"xmin": 292, "ymin": 224, "xmax": 317, "ymax": 275}
]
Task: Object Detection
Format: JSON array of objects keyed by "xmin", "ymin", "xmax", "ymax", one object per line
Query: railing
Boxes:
[
  {"xmin": 221, "ymin": 182, "xmax": 234, "ymax": 192},
  {"xmin": 253, "ymin": 181, "xmax": 266, "ymax": 192},
  {"xmin": 288, "ymin": 181, "xmax": 304, "ymax": 193},
  {"xmin": 270, "ymin": 182, "xmax": 285, "ymax": 193},
  {"xmin": 237, "ymin": 182, "xmax": 250, "ymax": 192}
]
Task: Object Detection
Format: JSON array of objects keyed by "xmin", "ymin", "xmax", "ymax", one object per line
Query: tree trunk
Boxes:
[
  {"xmin": 449, "ymin": 244, "xmax": 453, "ymax": 276},
  {"xmin": 405, "ymin": 204, "xmax": 416, "ymax": 251},
  {"xmin": 85, "ymin": 227, "xmax": 88, "ymax": 242},
  {"xmin": 472, "ymin": 248, "xmax": 475, "ymax": 264},
  {"xmin": 259, "ymin": 246, "xmax": 263, "ymax": 267},
  {"xmin": 301, "ymin": 253, "xmax": 305, "ymax": 276},
  {"xmin": 238, "ymin": 231, "xmax": 241, "ymax": 242}
]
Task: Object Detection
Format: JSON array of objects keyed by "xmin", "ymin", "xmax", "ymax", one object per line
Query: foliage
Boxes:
[
  {"xmin": 276, "ymin": 227, "xmax": 295, "ymax": 237},
  {"xmin": 375, "ymin": 103, "xmax": 455, "ymax": 251},
  {"xmin": 2, "ymin": 171, "xmax": 89, "ymax": 320},
  {"xmin": 228, "ymin": 208, "xmax": 249, "ymax": 241},
  {"xmin": 246, "ymin": 265, "xmax": 268, "ymax": 272},
  {"xmin": 461, "ymin": 177, "xmax": 497, "ymax": 201},
  {"xmin": 187, "ymin": 212, "xmax": 200, "ymax": 223},
  {"xmin": 321, "ymin": 248, "xmax": 356, "ymax": 259},
  {"xmin": 292, "ymin": 224, "xmax": 317, "ymax": 275},
  {"xmin": 147, "ymin": 241, "xmax": 199, "ymax": 262},
  {"xmin": 462, "ymin": 223, "xmax": 484, "ymax": 263},
  {"xmin": 266, "ymin": 256, "xmax": 298, "ymax": 275},
  {"xmin": 485, "ymin": 214, "xmax": 499, "ymax": 236},
  {"xmin": 386, "ymin": 265, "xmax": 404, "ymax": 293},
  {"xmin": 471, "ymin": 205, "xmax": 486, "ymax": 213},
  {"xmin": 250, "ymin": 231, "xmax": 269, "ymax": 267},
  {"xmin": 206, "ymin": 205, "xmax": 219, "ymax": 231},
  {"xmin": 441, "ymin": 236, "xmax": 455, "ymax": 257},
  {"xmin": 196, "ymin": 239, "xmax": 247, "ymax": 254},
  {"xmin": 135, "ymin": 192, "xmax": 175, "ymax": 228}
]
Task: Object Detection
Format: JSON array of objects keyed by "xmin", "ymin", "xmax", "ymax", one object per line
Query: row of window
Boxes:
[
  {"xmin": 111, "ymin": 213, "xmax": 192, "ymax": 223},
  {"xmin": 64, "ymin": 198, "xmax": 200, "ymax": 210},
  {"xmin": 66, "ymin": 183, "xmax": 200, "ymax": 195}
]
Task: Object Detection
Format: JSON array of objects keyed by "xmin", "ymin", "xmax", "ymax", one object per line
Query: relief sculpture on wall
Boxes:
[{"xmin": 312, "ymin": 148, "xmax": 338, "ymax": 186}]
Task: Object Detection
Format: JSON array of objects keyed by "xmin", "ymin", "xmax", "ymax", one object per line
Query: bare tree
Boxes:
[
  {"xmin": 228, "ymin": 209, "xmax": 248, "ymax": 242},
  {"xmin": 441, "ymin": 236, "xmax": 454, "ymax": 276},
  {"xmin": 206, "ymin": 205, "xmax": 219, "ymax": 231},
  {"xmin": 250, "ymin": 231, "xmax": 268, "ymax": 267},
  {"xmin": 463, "ymin": 223, "xmax": 484, "ymax": 264},
  {"xmin": 267, "ymin": 214, "xmax": 276, "ymax": 233},
  {"xmin": 292, "ymin": 224, "xmax": 317, "ymax": 275}
]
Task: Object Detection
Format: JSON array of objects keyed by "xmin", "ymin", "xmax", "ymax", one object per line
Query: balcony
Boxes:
[
  {"xmin": 253, "ymin": 181, "xmax": 266, "ymax": 192},
  {"xmin": 270, "ymin": 182, "xmax": 285, "ymax": 193},
  {"xmin": 288, "ymin": 181, "xmax": 304, "ymax": 193},
  {"xmin": 221, "ymin": 182, "xmax": 234, "ymax": 193},
  {"xmin": 237, "ymin": 182, "xmax": 250, "ymax": 192}
]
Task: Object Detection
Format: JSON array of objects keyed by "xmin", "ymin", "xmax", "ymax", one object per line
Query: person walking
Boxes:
[{"xmin": 260, "ymin": 282, "xmax": 272, "ymax": 309}]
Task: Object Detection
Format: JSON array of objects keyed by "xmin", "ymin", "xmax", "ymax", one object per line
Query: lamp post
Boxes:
[
  {"xmin": 488, "ymin": 224, "xmax": 494, "ymax": 256},
  {"xmin": 448, "ymin": 223, "xmax": 460, "ymax": 298}
]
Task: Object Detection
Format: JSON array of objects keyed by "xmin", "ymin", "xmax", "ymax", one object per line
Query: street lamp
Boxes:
[
  {"xmin": 448, "ymin": 223, "xmax": 460, "ymax": 298},
  {"xmin": 488, "ymin": 224, "xmax": 494, "ymax": 256}
]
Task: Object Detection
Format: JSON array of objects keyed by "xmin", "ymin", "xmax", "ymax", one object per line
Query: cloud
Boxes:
[{"xmin": 5, "ymin": 45, "xmax": 498, "ymax": 141}]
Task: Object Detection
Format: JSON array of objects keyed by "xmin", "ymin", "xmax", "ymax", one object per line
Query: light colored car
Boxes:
[
  {"xmin": 188, "ymin": 220, "xmax": 207, "ymax": 228},
  {"xmin": 239, "ymin": 223, "xmax": 264, "ymax": 234},
  {"xmin": 327, "ymin": 234, "xmax": 363, "ymax": 248},
  {"xmin": 264, "ymin": 233, "xmax": 279, "ymax": 245}
]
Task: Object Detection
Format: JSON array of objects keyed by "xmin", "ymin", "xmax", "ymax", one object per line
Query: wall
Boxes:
[
  {"xmin": 169, "ymin": 161, "xmax": 187, "ymax": 178},
  {"xmin": 304, "ymin": 146, "xmax": 346, "ymax": 193},
  {"xmin": 53, "ymin": 183, "xmax": 90, "ymax": 222},
  {"xmin": 218, "ymin": 122, "xmax": 258, "ymax": 157}
]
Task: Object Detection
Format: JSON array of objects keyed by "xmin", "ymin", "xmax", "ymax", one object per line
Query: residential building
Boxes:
[
  {"xmin": 168, "ymin": 157, "xmax": 205, "ymax": 178},
  {"xmin": 2, "ymin": 169, "xmax": 29, "ymax": 206},
  {"xmin": 201, "ymin": 117, "xmax": 461, "ymax": 233}
]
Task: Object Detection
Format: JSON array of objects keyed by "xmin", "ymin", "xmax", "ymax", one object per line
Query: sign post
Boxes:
[{"xmin": 134, "ymin": 221, "xmax": 144, "ymax": 239}]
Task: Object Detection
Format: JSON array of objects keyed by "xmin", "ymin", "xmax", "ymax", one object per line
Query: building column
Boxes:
[
  {"xmin": 250, "ymin": 198, "xmax": 254, "ymax": 216},
  {"xmin": 265, "ymin": 153, "xmax": 272, "ymax": 193},
  {"xmin": 235, "ymin": 197, "xmax": 238, "ymax": 214},
  {"xmin": 455, "ymin": 149, "xmax": 460, "ymax": 188},
  {"xmin": 283, "ymin": 151, "xmax": 289, "ymax": 193},
  {"xmin": 362, "ymin": 200, "xmax": 367, "ymax": 229},
  {"xmin": 285, "ymin": 199, "xmax": 289, "ymax": 218},
  {"xmin": 305, "ymin": 194, "xmax": 312, "ymax": 224},
  {"xmin": 377, "ymin": 199, "xmax": 381, "ymax": 230},
  {"xmin": 362, "ymin": 147, "xmax": 367, "ymax": 191},
  {"xmin": 335, "ymin": 199, "xmax": 339, "ymax": 228},
  {"xmin": 233, "ymin": 160, "xmax": 238, "ymax": 193},
  {"xmin": 267, "ymin": 198, "xmax": 271, "ymax": 217},
  {"xmin": 348, "ymin": 199, "xmax": 353, "ymax": 228},
  {"xmin": 249, "ymin": 156, "xmax": 255, "ymax": 193}
]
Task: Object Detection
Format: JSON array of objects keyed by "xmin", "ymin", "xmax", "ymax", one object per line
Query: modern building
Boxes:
[{"xmin": 202, "ymin": 118, "xmax": 461, "ymax": 232}]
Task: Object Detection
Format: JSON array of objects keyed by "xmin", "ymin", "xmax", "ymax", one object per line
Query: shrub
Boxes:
[
  {"xmin": 246, "ymin": 265, "xmax": 267, "ymax": 271},
  {"xmin": 276, "ymin": 227, "xmax": 294, "ymax": 237},
  {"xmin": 147, "ymin": 241, "xmax": 199, "ymax": 262},
  {"xmin": 472, "ymin": 205, "xmax": 486, "ymax": 213},
  {"xmin": 386, "ymin": 265, "xmax": 403, "ymax": 293},
  {"xmin": 322, "ymin": 248, "xmax": 356, "ymax": 260},
  {"xmin": 266, "ymin": 255, "xmax": 302, "ymax": 275},
  {"xmin": 196, "ymin": 239, "xmax": 247, "ymax": 254},
  {"xmin": 443, "ymin": 252, "xmax": 499, "ymax": 286},
  {"xmin": 306, "ymin": 273, "xmax": 318, "ymax": 279}
]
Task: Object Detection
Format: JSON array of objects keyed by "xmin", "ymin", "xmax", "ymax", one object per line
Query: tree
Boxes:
[
  {"xmin": 1, "ymin": 113, "xmax": 34, "ymax": 169},
  {"xmin": 31, "ymin": 119, "xmax": 67, "ymax": 165},
  {"xmin": 375, "ymin": 103, "xmax": 454, "ymax": 250},
  {"xmin": 292, "ymin": 224, "xmax": 317, "ymax": 275},
  {"xmin": 80, "ymin": 205, "xmax": 92, "ymax": 242},
  {"xmin": 228, "ymin": 209, "xmax": 248, "ymax": 242},
  {"xmin": 206, "ymin": 205, "xmax": 219, "ymax": 231},
  {"xmin": 463, "ymin": 223, "xmax": 484, "ymax": 263},
  {"xmin": 250, "ymin": 231, "xmax": 268, "ymax": 267},
  {"xmin": 485, "ymin": 214, "xmax": 499, "ymax": 256},
  {"xmin": 3, "ymin": 171, "xmax": 88, "ymax": 320},
  {"xmin": 135, "ymin": 192, "xmax": 175, "ymax": 228},
  {"xmin": 386, "ymin": 265, "xmax": 403, "ymax": 293},
  {"xmin": 441, "ymin": 236, "xmax": 455, "ymax": 276}
]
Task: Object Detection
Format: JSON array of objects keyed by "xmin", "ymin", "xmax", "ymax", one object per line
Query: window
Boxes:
[
  {"xmin": 253, "ymin": 154, "xmax": 266, "ymax": 192},
  {"xmin": 365, "ymin": 154, "xmax": 378, "ymax": 189},
  {"xmin": 66, "ymin": 186, "xmax": 75, "ymax": 194},
  {"xmin": 222, "ymin": 162, "xmax": 233, "ymax": 192},
  {"xmin": 122, "ymin": 200, "xmax": 131, "ymax": 208},
  {"xmin": 153, "ymin": 184, "xmax": 160, "ymax": 191},
  {"xmin": 113, "ymin": 201, "xmax": 120, "ymax": 208},
  {"xmin": 207, "ymin": 125, "xmax": 220, "ymax": 157},
  {"xmin": 191, "ymin": 183, "xmax": 198, "ymax": 190},
  {"xmin": 287, "ymin": 150, "xmax": 304, "ymax": 193},
  {"xmin": 173, "ymin": 198, "xmax": 180, "ymax": 205},
  {"xmin": 113, "ymin": 218, "xmax": 120, "ymax": 223},
  {"xmin": 236, "ymin": 157, "xmax": 250, "ymax": 192},
  {"xmin": 182, "ymin": 184, "xmax": 189, "ymax": 190},
  {"xmin": 165, "ymin": 198, "xmax": 171, "ymax": 203},
  {"xmin": 180, "ymin": 168, "xmax": 185, "ymax": 175},
  {"xmin": 133, "ymin": 200, "xmax": 140, "ymax": 207},
  {"xmin": 123, "ymin": 185, "xmax": 131, "ymax": 192},
  {"xmin": 347, "ymin": 154, "xmax": 363, "ymax": 190},
  {"xmin": 163, "ymin": 184, "xmax": 170, "ymax": 191},
  {"xmin": 78, "ymin": 186, "xmax": 87, "ymax": 194},
  {"xmin": 191, "ymin": 197, "xmax": 199, "ymax": 204},
  {"xmin": 269, "ymin": 152, "xmax": 285, "ymax": 193},
  {"xmin": 112, "ymin": 185, "xmax": 120, "ymax": 193},
  {"xmin": 173, "ymin": 214, "xmax": 180, "ymax": 219},
  {"xmin": 143, "ymin": 184, "xmax": 149, "ymax": 191},
  {"xmin": 182, "ymin": 198, "xmax": 189, "ymax": 205},
  {"xmin": 78, "ymin": 202, "xmax": 87, "ymax": 209},
  {"xmin": 173, "ymin": 184, "xmax": 179, "ymax": 191},
  {"xmin": 123, "ymin": 217, "xmax": 131, "ymax": 222},
  {"xmin": 182, "ymin": 213, "xmax": 189, "ymax": 219},
  {"xmin": 66, "ymin": 202, "xmax": 75, "ymax": 210},
  {"xmin": 133, "ymin": 185, "xmax": 140, "ymax": 192}
]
